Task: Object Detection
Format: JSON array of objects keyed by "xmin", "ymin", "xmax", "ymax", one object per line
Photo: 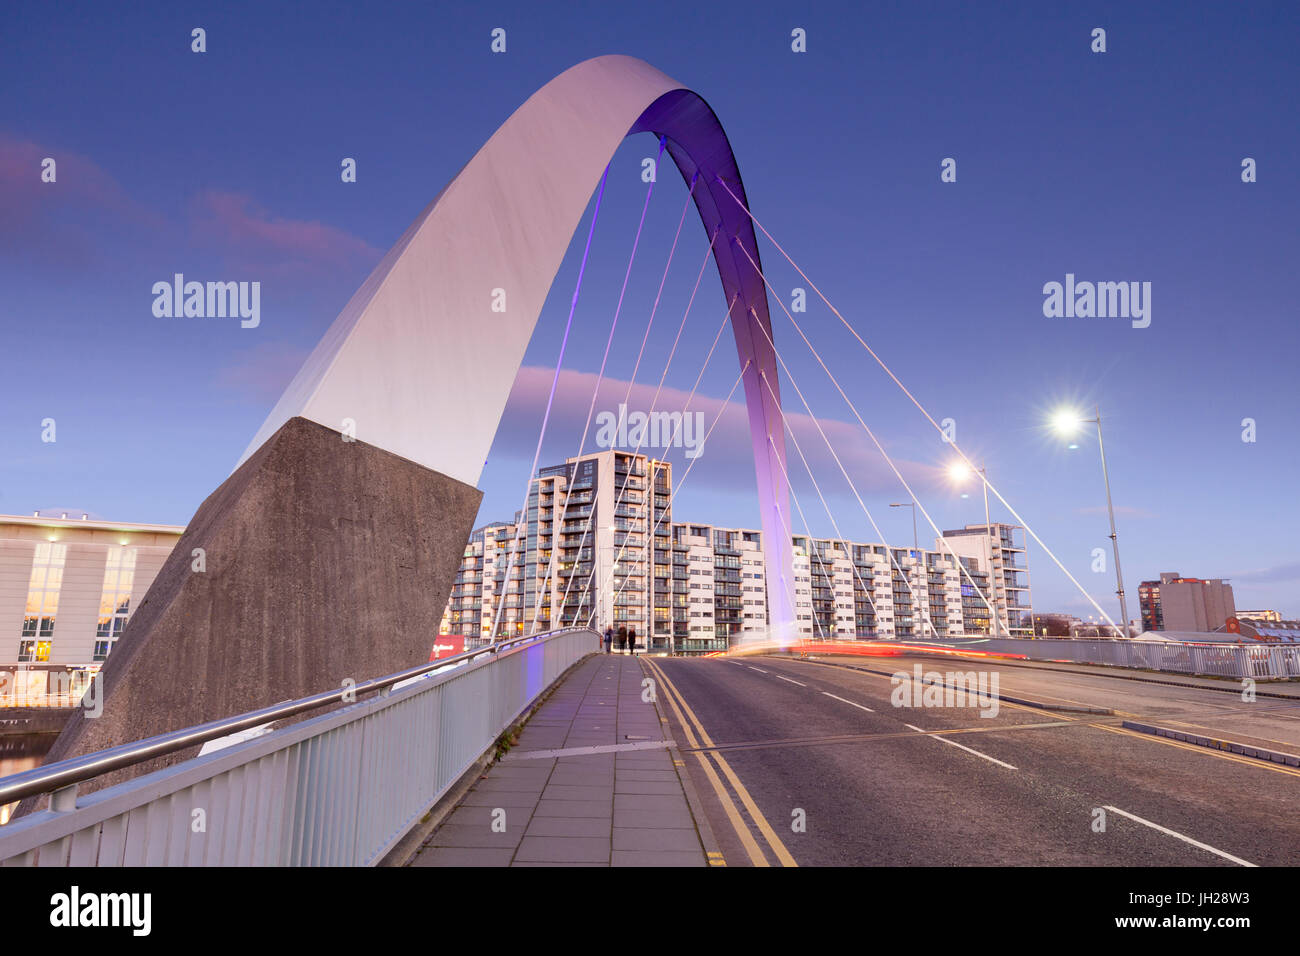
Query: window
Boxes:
[
  {"xmin": 20, "ymin": 542, "xmax": 67, "ymax": 662},
  {"xmin": 94, "ymin": 547, "xmax": 137, "ymax": 661}
]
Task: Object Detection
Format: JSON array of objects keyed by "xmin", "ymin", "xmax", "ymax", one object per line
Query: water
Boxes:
[{"xmin": 0, "ymin": 732, "xmax": 58, "ymax": 825}]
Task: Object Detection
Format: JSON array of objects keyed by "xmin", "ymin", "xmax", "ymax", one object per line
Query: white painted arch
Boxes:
[{"xmin": 240, "ymin": 55, "xmax": 796, "ymax": 643}]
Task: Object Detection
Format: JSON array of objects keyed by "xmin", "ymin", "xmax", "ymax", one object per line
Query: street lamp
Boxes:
[
  {"xmin": 889, "ymin": 501, "xmax": 933, "ymax": 638},
  {"xmin": 947, "ymin": 460, "xmax": 1001, "ymax": 638},
  {"xmin": 1051, "ymin": 405, "xmax": 1129, "ymax": 639}
]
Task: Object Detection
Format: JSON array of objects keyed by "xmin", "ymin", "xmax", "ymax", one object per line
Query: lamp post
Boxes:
[
  {"xmin": 1051, "ymin": 405, "xmax": 1129, "ymax": 639},
  {"xmin": 889, "ymin": 500, "xmax": 930, "ymax": 639},
  {"xmin": 947, "ymin": 460, "xmax": 1002, "ymax": 638}
]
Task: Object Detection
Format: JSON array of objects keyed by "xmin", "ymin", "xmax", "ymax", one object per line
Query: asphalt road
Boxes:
[{"xmin": 644, "ymin": 653, "xmax": 1300, "ymax": 867}]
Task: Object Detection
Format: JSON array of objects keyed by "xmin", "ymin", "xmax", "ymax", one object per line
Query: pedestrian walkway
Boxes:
[{"xmin": 410, "ymin": 653, "xmax": 708, "ymax": 866}]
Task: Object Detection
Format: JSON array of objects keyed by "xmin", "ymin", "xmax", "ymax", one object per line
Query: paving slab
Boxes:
[{"xmin": 408, "ymin": 653, "xmax": 708, "ymax": 867}]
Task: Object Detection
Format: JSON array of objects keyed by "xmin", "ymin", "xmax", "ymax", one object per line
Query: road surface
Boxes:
[{"xmin": 642, "ymin": 653, "xmax": 1300, "ymax": 867}]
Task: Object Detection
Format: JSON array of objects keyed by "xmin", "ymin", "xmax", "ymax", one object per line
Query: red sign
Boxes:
[{"xmin": 430, "ymin": 634, "xmax": 466, "ymax": 662}]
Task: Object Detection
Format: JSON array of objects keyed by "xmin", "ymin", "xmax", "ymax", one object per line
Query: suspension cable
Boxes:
[
  {"xmin": 574, "ymin": 290, "xmax": 737, "ymax": 624},
  {"xmin": 716, "ymin": 176, "xmax": 1117, "ymax": 631},
  {"xmin": 592, "ymin": 361, "xmax": 751, "ymax": 629},
  {"xmin": 535, "ymin": 166, "xmax": 695, "ymax": 630},
  {"xmin": 522, "ymin": 138, "xmax": 668, "ymax": 632},
  {"xmin": 552, "ymin": 217, "xmax": 718, "ymax": 628},
  {"xmin": 759, "ymin": 373, "xmax": 881, "ymax": 624},
  {"xmin": 771, "ymin": 434, "xmax": 829, "ymax": 641},
  {"xmin": 488, "ymin": 165, "xmax": 611, "ymax": 640},
  {"xmin": 733, "ymin": 236, "xmax": 1010, "ymax": 637},
  {"xmin": 720, "ymin": 289, "xmax": 935, "ymax": 636}
]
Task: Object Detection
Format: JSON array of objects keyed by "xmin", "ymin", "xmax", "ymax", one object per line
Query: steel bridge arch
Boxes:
[{"xmin": 243, "ymin": 55, "xmax": 795, "ymax": 644}]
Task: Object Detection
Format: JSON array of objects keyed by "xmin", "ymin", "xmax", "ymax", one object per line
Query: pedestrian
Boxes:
[
  {"xmin": 604, "ymin": 626, "xmax": 613, "ymax": 654},
  {"xmin": 628, "ymin": 626, "xmax": 637, "ymax": 656},
  {"xmin": 618, "ymin": 624, "xmax": 628, "ymax": 654}
]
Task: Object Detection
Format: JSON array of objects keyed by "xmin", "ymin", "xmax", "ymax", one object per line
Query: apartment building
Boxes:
[
  {"xmin": 672, "ymin": 524, "xmax": 767, "ymax": 653},
  {"xmin": 438, "ymin": 450, "xmax": 1036, "ymax": 650},
  {"xmin": 439, "ymin": 450, "xmax": 674, "ymax": 646},
  {"xmin": 793, "ymin": 534, "xmax": 1005, "ymax": 639},
  {"xmin": 938, "ymin": 523, "xmax": 1035, "ymax": 636}
]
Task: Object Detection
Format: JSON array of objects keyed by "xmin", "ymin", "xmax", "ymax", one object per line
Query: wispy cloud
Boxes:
[
  {"xmin": 189, "ymin": 190, "xmax": 382, "ymax": 275},
  {"xmin": 1230, "ymin": 561, "xmax": 1300, "ymax": 585},
  {"xmin": 493, "ymin": 365, "xmax": 942, "ymax": 498},
  {"xmin": 0, "ymin": 133, "xmax": 162, "ymax": 264},
  {"xmin": 0, "ymin": 132, "xmax": 381, "ymax": 279}
]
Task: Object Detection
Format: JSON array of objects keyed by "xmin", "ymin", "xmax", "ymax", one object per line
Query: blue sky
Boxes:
[{"xmin": 2, "ymin": 0, "xmax": 1297, "ymax": 620}]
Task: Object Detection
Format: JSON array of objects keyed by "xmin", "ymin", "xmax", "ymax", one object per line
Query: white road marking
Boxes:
[
  {"xmin": 904, "ymin": 723, "xmax": 1018, "ymax": 770},
  {"xmin": 776, "ymin": 675, "xmax": 807, "ymax": 687},
  {"xmin": 1102, "ymin": 805, "xmax": 1257, "ymax": 867},
  {"xmin": 822, "ymin": 692, "xmax": 875, "ymax": 713},
  {"xmin": 749, "ymin": 666, "xmax": 769, "ymax": 673}
]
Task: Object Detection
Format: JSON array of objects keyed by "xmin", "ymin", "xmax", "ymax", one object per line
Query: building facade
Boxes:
[
  {"xmin": 1236, "ymin": 609, "xmax": 1282, "ymax": 623},
  {"xmin": 1221, "ymin": 616, "xmax": 1300, "ymax": 643},
  {"xmin": 938, "ymin": 524, "xmax": 1035, "ymax": 636},
  {"xmin": 1139, "ymin": 571, "xmax": 1236, "ymax": 632},
  {"xmin": 0, "ymin": 513, "xmax": 184, "ymax": 682},
  {"xmin": 440, "ymin": 450, "xmax": 676, "ymax": 646},
  {"xmin": 439, "ymin": 451, "xmax": 1037, "ymax": 651}
]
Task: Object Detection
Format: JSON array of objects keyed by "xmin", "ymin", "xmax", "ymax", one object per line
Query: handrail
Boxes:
[{"xmin": 0, "ymin": 626, "xmax": 597, "ymax": 807}]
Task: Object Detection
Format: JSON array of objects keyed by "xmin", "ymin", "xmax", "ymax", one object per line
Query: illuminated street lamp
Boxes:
[
  {"xmin": 947, "ymin": 459, "xmax": 1001, "ymax": 638},
  {"xmin": 1051, "ymin": 404, "xmax": 1129, "ymax": 638}
]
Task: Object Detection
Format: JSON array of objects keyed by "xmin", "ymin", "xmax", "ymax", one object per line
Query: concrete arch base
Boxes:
[{"xmin": 27, "ymin": 417, "xmax": 480, "ymax": 805}]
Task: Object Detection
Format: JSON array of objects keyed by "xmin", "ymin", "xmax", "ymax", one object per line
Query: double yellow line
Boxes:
[{"xmin": 642, "ymin": 657, "xmax": 797, "ymax": 867}]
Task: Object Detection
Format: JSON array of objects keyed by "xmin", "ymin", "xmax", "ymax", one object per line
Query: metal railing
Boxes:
[
  {"xmin": 0, "ymin": 626, "xmax": 597, "ymax": 866},
  {"xmin": 893, "ymin": 636, "xmax": 1300, "ymax": 680}
]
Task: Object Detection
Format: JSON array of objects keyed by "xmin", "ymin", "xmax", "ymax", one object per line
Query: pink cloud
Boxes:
[
  {"xmin": 190, "ymin": 190, "xmax": 382, "ymax": 274},
  {"xmin": 0, "ymin": 134, "xmax": 154, "ymax": 220},
  {"xmin": 491, "ymin": 365, "xmax": 942, "ymax": 499},
  {"xmin": 0, "ymin": 133, "xmax": 161, "ymax": 263},
  {"xmin": 0, "ymin": 132, "xmax": 382, "ymax": 278}
]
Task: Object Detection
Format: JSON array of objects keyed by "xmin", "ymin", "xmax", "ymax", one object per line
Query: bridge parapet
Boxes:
[
  {"xmin": 0, "ymin": 627, "xmax": 597, "ymax": 866},
  {"xmin": 852, "ymin": 636, "xmax": 1300, "ymax": 681}
]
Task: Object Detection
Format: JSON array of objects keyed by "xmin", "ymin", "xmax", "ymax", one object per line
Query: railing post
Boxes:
[{"xmin": 50, "ymin": 784, "xmax": 78, "ymax": 813}]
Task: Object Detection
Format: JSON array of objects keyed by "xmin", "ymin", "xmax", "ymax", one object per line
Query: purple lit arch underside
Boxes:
[{"xmin": 627, "ymin": 89, "xmax": 795, "ymax": 645}]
